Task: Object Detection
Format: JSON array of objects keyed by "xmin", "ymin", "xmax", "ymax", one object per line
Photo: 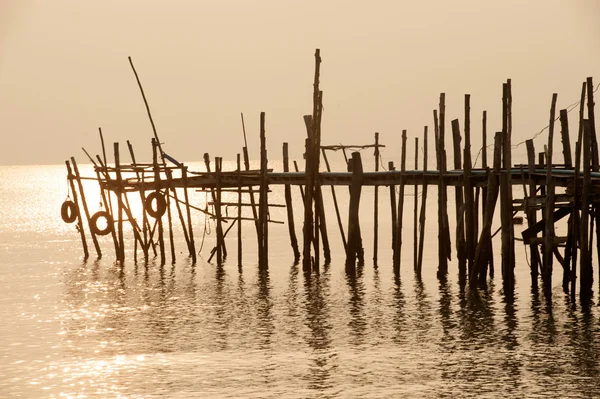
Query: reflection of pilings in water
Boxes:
[
  {"xmin": 345, "ymin": 266, "xmax": 366, "ymax": 347},
  {"xmin": 391, "ymin": 279, "xmax": 406, "ymax": 345},
  {"xmin": 302, "ymin": 272, "xmax": 334, "ymax": 391}
]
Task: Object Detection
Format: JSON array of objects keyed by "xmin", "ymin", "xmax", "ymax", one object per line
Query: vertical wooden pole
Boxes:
[
  {"xmin": 259, "ymin": 112, "xmax": 269, "ymax": 270},
  {"xmin": 346, "ymin": 152, "xmax": 363, "ymax": 273},
  {"xmin": 166, "ymin": 167, "xmax": 191, "ymax": 260},
  {"xmin": 472, "ymin": 132, "xmax": 502, "ymax": 286},
  {"xmin": 94, "ymin": 155, "xmax": 122, "ymax": 259},
  {"xmin": 204, "ymin": 153, "xmax": 226, "ymax": 258},
  {"xmin": 481, "ymin": 110, "xmax": 494, "ymax": 277},
  {"xmin": 243, "ymin": 146, "xmax": 260, "ymax": 239},
  {"xmin": 500, "ymin": 81, "xmax": 515, "ymax": 290},
  {"xmin": 464, "ymin": 94, "xmax": 476, "ymax": 280},
  {"xmin": 571, "ymin": 140, "xmax": 581, "ymax": 301},
  {"xmin": 283, "ymin": 143, "xmax": 301, "ymax": 262},
  {"xmin": 559, "ymin": 109, "xmax": 573, "ymax": 292},
  {"xmin": 126, "ymin": 141, "xmax": 151, "ymax": 259},
  {"xmin": 302, "ymin": 137, "xmax": 314, "ymax": 272},
  {"xmin": 388, "ymin": 161, "xmax": 398, "ymax": 265},
  {"xmin": 543, "ymin": 94, "xmax": 558, "ymax": 298},
  {"xmin": 152, "ymin": 138, "xmax": 166, "ymax": 266},
  {"xmin": 394, "ymin": 130, "xmax": 407, "ymax": 276},
  {"xmin": 437, "ymin": 94, "xmax": 451, "ymax": 278},
  {"xmin": 114, "ymin": 143, "xmax": 125, "ymax": 263},
  {"xmin": 526, "ymin": 140, "xmax": 539, "ymax": 286},
  {"xmin": 215, "ymin": 156, "xmax": 223, "ymax": 265},
  {"xmin": 451, "ymin": 118, "xmax": 466, "ymax": 280},
  {"xmin": 237, "ymin": 153, "xmax": 243, "ymax": 268},
  {"xmin": 70, "ymin": 157, "xmax": 101, "ymax": 258},
  {"xmin": 373, "ymin": 132, "xmax": 380, "ymax": 267},
  {"xmin": 182, "ymin": 165, "xmax": 196, "ymax": 263},
  {"xmin": 65, "ymin": 160, "xmax": 89, "ymax": 260},
  {"xmin": 580, "ymin": 120, "xmax": 592, "ymax": 301},
  {"xmin": 413, "ymin": 137, "xmax": 419, "ymax": 273},
  {"xmin": 417, "ymin": 127, "xmax": 429, "ymax": 276}
]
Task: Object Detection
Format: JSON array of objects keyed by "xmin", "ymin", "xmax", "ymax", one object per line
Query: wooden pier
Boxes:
[{"xmin": 62, "ymin": 50, "xmax": 600, "ymax": 304}]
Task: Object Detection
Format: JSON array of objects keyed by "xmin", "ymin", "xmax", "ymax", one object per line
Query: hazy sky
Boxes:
[{"xmin": 0, "ymin": 0, "xmax": 599, "ymax": 166}]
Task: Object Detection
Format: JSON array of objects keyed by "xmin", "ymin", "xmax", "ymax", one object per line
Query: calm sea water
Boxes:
[{"xmin": 1, "ymin": 162, "xmax": 600, "ymax": 398}]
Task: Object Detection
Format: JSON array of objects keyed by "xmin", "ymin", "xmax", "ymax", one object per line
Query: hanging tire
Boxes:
[
  {"xmin": 90, "ymin": 211, "xmax": 113, "ymax": 236},
  {"xmin": 61, "ymin": 200, "xmax": 78, "ymax": 223},
  {"xmin": 145, "ymin": 192, "xmax": 167, "ymax": 218}
]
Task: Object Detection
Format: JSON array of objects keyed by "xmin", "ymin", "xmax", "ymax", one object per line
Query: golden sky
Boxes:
[{"xmin": 0, "ymin": 0, "xmax": 599, "ymax": 165}]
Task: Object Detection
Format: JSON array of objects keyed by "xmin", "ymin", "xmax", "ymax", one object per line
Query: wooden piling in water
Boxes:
[
  {"xmin": 417, "ymin": 127, "xmax": 429, "ymax": 276},
  {"xmin": 473, "ymin": 132, "xmax": 502, "ymax": 286},
  {"xmin": 525, "ymin": 140, "xmax": 539, "ymax": 287},
  {"xmin": 152, "ymin": 139, "xmax": 166, "ymax": 266},
  {"xmin": 464, "ymin": 94, "xmax": 476, "ymax": 280},
  {"xmin": 113, "ymin": 143, "xmax": 126, "ymax": 263},
  {"xmin": 451, "ymin": 118, "xmax": 466, "ymax": 281},
  {"xmin": 388, "ymin": 161, "xmax": 398, "ymax": 266},
  {"xmin": 283, "ymin": 143, "xmax": 300, "ymax": 263},
  {"xmin": 65, "ymin": 160, "xmax": 89, "ymax": 260},
  {"xmin": 436, "ymin": 94, "xmax": 451, "ymax": 279},
  {"xmin": 543, "ymin": 94, "xmax": 558, "ymax": 297},
  {"xmin": 393, "ymin": 130, "xmax": 407, "ymax": 276},
  {"xmin": 413, "ymin": 137, "xmax": 419, "ymax": 273},
  {"xmin": 237, "ymin": 154, "xmax": 243, "ymax": 267},
  {"xmin": 258, "ymin": 112, "xmax": 269, "ymax": 270},
  {"xmin": 374, "ymin": 132, "xmax": 380, "ymax": 267},
  {"xmin": 346, "ymin": 152, "xmax": 363, "ymax": 273},
  {"xmin": 70, "ymin": 157, "xmax": 101, "ymax": 258},
  {"xmin": 181, "ymin": 165, "xmax": 196, "ymax": 264},
  {"xmin": 500, "ymin": 81, "xmax": 515, "ymax": 290},
  {"xmin": 215, "ymin": 157, "xmax": 223, "ymax": 265},
  {"xmin": 580, "ymin": 120, "xmax": 592, "ymax": 301}
]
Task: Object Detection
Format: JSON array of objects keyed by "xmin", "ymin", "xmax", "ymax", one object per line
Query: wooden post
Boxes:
[
  {"xmin": 437, "ymin": 94, "xmax": 451, "ymax": 278},
  {"xmin": 259, "ymin": 112, "xmax": 269, "ymax": 270},
  {"xmin": 283, "ymin": 143, "xmax": 301, "ymax": 262},
  {"xmin": 65, "ymin": 160, "xmax": 89, "ymax": 260},
  {"xmin": 571, "ymin": 140, "xmax": 581, "ymax": 300},
  {"xmin": 243, "ymin": 146, "xmax": 261, "ymax": 240},
  {"xmin": 500, "ymin": 81, "xmax": 515, "ymax": 290},
  {"xmin": 580, "ymin": 120, "xmax": 592, "ymax": 301},
  {"xmin": 559, "ymin": 109, "xmax": 573, "ymax": 168},
  {"xmin": 304, "ymin": 115, "xmax": 330, "ymax": 267},
  {"xmin": 526, "ymin": 140, "xmax": 539, "ymax": 286},
  {"xmin": 451, "ymin": 118, "xmax": 466, "ymax": 281},
  {"xmin": 70, "ymin": 157, "xmax": 101, "ymax": 258},
  {"xmin": 389, "ymin": 161, "xmax": 397, "ymax": 266},
  {"xmin": 114, "ymin": 143, "xmax": 125, "ymax": 263},
  {"xmin": 126, "ymin": 141, "xmax": 151, "ymax": 260},
  {"xmin": 543, "ymin": 93, "xmax": 558, "ymax": 298},
  {"xmin": 394, "ymin": 130, "xmax": 407, "ymax": 276},
  {"xmin": 374, "ymin": 132, "xmax": 380, "ymax": 267},
  {"xmin": 204, "ymin": 153, "xmax": 226, "ymax": 258},
  {"xmin": 472, "ymin": 132, "xmax": 502, "ymax": 286},
  {"xmin": 215, "ymin": 156, "xmax": 223, "ymax": 265},
  {"xmin": 302, "ymin": 137, "xmax": 314, "ymax": 272},
  {"xmin": 417, "ymin": 126, "xmax": 429, "ymax": 276},
  {"xmin": 237, "ymin": 153, "xmax": 243, "ymax": 267},
  {"xmin": 481, "ymin": 110, "xmax": 494, "ymax": 277},
  {"xmin": 413, "ymin": 137, "xmax": 419, "ymax": 273},
  {"xmin": 346, "ymin": 152, "xmax": 363, "ymax": 272},
  {"xmin": 93, "ymin": 155, "xmax": 122, "ymax": 259},
  {"xmin": 152, "ymin": 138, "xmax": 166, "ymax": 266},
  {"xmin": 464, "ymin": 94, "xmax": 476, "ymax": 280},
  {"xmin": 182, "ymin": 165, "xmax": 196, "ymax": 263},
  {"xmin": 165, "ymin": 167, "xmax": 191, "ymax": 261}
]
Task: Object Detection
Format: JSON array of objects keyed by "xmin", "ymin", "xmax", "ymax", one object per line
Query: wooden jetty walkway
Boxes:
[{"xmin": 61, "ymin": 50, "xmax": 600, "ymax": 304}]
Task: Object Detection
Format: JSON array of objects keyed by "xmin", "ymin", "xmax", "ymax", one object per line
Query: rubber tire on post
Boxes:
[
  {"xmin": 145, "ymin": 192, "xmax": 167, "ymax": 218},
  {"xmin": 61, "ymin": 200, "xmax": 78, "ymax": 224},
  {"xmin": 90, "ymin": 211, "xmax": 113, "ymax": 236}
]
